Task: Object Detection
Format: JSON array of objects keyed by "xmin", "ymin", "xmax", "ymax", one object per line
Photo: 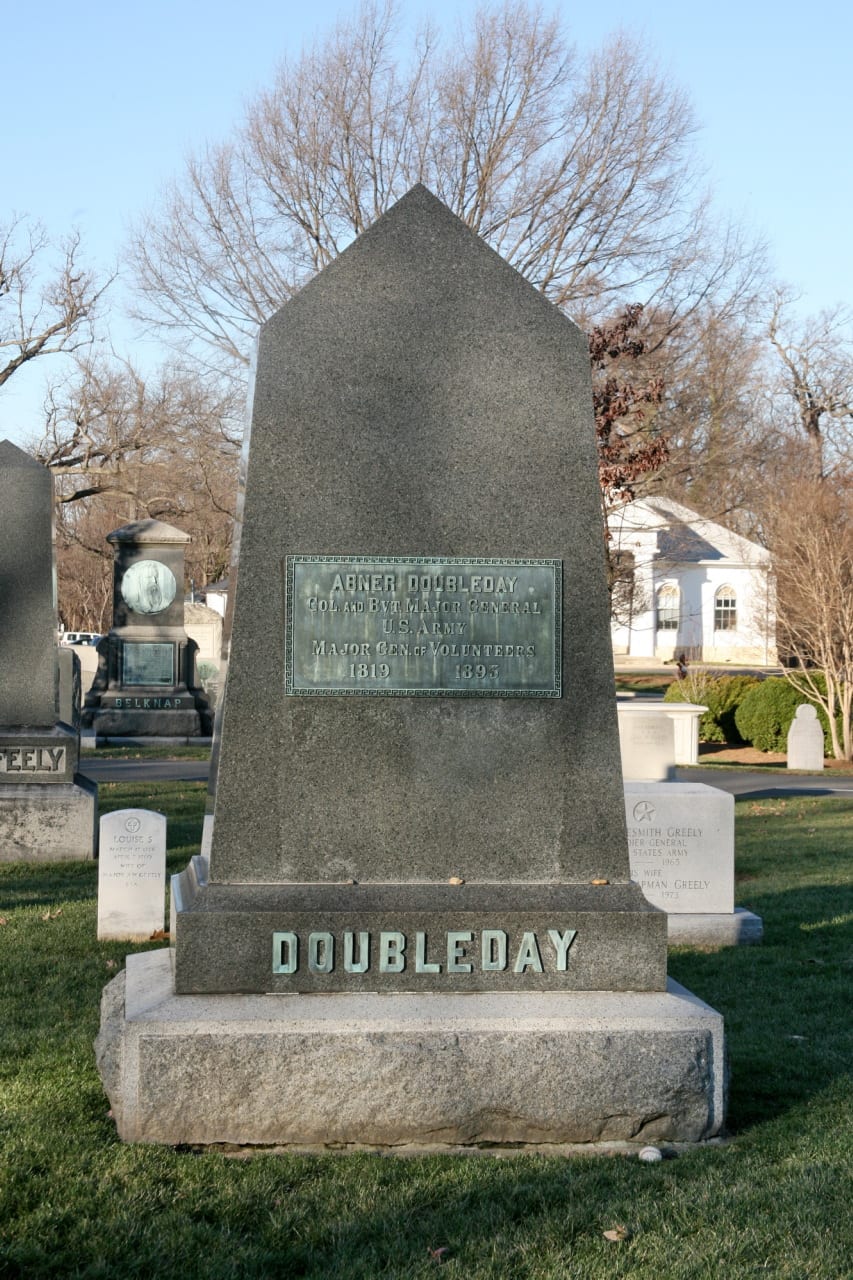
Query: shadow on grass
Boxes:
[
  {"xmin": 0, "ymin": 858, "xmax": 99, "ymax": 909},
  {"xmin": 740, "ymin": 786, "xmax": 852, "ymax": 800},
  {"xmin": 2, "ymin": 1076, "xmax": 851, "ymax": 1280},
  {"xmin": 669, "ymin": 881, "xmax": 852, "ymax": 1133}
]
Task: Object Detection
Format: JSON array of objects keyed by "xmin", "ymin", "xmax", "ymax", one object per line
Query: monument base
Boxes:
[
  {"xmin": 85, "ymin": 708, "xmax": 206, "ymax": 737},
  {"xmin": 96, "ymin": 949, "xmax": 726, "ymax": 1147},
  {"xmin": 92, "ymin": 735, "xmax": 214, "ymax": 748},
  {"xmin": 667, "ymin": 908, "xmax": 763, "ymax": 948},
  {"xmin": 0, "ymin": 777, "xmax": 97, "ymax": 861}
]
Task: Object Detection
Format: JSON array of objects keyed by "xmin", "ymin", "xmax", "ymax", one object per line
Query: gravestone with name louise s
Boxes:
[
  {"xmin": 83, "ymin": 521, "xmax": 212, "ymax": 739},
  {"xmin": 97, "ymin": 809, "xmax": 166, "ymax": 940},
  {"xmin": 0, "ymin": 441, "xmax": 97, "ymax": 861},
  {"xmin": 96, "ymin": 187, "xmax": 725, "ymax": 1148}
]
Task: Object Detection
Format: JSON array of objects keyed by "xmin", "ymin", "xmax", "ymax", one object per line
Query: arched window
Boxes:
[
  {"xmin": 656, "ymin": 585, "xmax": 679, "ymax": 631},
  {"xmin": 714, "ymin": 586, "xmax": 737, "ymax": 631}
]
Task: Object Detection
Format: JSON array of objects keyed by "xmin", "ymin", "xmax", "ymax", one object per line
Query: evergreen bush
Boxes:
[
  {"xmin": 664, "ymin": 672, "xmax": 760, "ymax": 743},
  {"xmin": 734, "ymin": 676, "xmax": 837, "ymax": 754}
]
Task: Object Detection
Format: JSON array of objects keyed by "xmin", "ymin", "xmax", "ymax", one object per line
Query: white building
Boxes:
[{"xmin": 608, "ymin": 496, "xmax": 776, "ymax": 665}]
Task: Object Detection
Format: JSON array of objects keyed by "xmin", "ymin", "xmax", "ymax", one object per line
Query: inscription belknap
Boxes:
[{"xmin": 286, "ymin": 556, "xmax": 561, "ymax": 696}]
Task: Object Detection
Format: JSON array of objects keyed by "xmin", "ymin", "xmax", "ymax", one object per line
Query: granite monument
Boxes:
[
  {"xmin": 97, "ymin": 187, "xmax": 725, "ymax": 1147},
  {"xmin": 0, "ymin": 441, "xmax": 97, "ymax": 861},
  {"xmin": 83, "ymin": 520, "xmax": 212, "ymax": 740}
]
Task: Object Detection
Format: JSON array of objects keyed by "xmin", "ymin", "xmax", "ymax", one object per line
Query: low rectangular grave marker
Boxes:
[{"xmin": 625, "ymin": 782, "xmax": 734, "ymax": 913}]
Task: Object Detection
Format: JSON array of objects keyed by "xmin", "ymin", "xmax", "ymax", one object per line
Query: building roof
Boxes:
[
  {"xmin": 609, "ymin": 495, "xmax": 770, "ymax": 566},
  {"xmin": 185, "ymin": 601, "xmax": 222, "ymax": 623},
  {"xmin": 106, "ymin": 519, "xmax": 191, "ymax": 545}
]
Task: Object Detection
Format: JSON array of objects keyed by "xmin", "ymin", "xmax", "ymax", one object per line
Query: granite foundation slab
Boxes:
[
  {"xmin": 0, "ymin": 778, "xmax": 97, "ymax": 861},
  {"xmin": 95, "ymin": 949, "xmax": 726, "ymax": 1147},
  {"xmin": 666, "ymin": 908, "xmax": 763, "ymax": 948},
  {"xmin": 87, "ymin": 709, "xmax": 204, "ymax": 737}
]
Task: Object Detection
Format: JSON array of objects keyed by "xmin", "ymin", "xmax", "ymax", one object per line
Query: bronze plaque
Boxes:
[
  {"xmin": 122, "ymin": 641, "xmax": 175, "ymax": 687},
  {"xmin": 286, "ymin": 556, "xmax": 561, "ymax": 696}
]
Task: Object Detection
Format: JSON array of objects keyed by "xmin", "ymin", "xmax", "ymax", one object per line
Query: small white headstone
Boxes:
[
  {"xmin": 98, "ymin": 809, "xmax": 166, "ymax": 940},
  {"xmin": 618, "ymin": 710, "xmax": 676, "ymax": 781},
  {"xmin": 787, "ymin": 704, "xmax": 824, "ymax": 772},
  {"xmin": 625, "ymin": 782, "xmax": 734, "ymax": 913}
]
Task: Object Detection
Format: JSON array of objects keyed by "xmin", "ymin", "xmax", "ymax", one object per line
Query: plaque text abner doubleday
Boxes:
[{"xmin": 286, "ymin": 556, "xmax": 561, "ymax": 696}]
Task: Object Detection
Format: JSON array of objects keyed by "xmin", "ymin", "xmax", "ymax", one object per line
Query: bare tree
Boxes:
[
  {"xmin": 768, "ymin": 289, "xmax": 853, "ymax": 480},
  {"xmin": 55, "ymin": 499, "xmax": 118, "ymax": 634},
  {"xmin": 130, "ymin": 0, "xmax": 764, "ymax": 380},
  {"xmin": 652, "ymin": 306, "xmax": 780, "ymax": 534},
  {"xmin": 36, "ymin": 358, "xmax": 240, "ymax": 628},
  {"xmin": 0, "ymin": 216, "xmax": 110, "ymax": 390},
  {"xmin": 769, "ymin": 478, "xmax": 853, "ymax": 760}
]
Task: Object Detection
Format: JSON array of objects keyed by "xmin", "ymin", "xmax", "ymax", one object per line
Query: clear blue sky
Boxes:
[{"xmin": 3, "ymin": 0, "xmax": 850, "ymax": 446}]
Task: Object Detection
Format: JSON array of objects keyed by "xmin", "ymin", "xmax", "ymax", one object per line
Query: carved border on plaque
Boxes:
[{"xmin": 285, "ymin": 555, "xmax": 562, "ymax": 698}]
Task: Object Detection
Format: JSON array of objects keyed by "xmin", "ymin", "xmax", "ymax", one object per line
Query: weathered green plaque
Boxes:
[
  {"xmin": 122, "ymin": 642, "xmax": 175, "ymax": 687},
  {"xmin": 286, "ymin": 556, "xmax": 561, "ymax": 696}
]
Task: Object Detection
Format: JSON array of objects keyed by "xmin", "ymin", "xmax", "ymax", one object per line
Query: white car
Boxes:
[{"xmin": 59, "ymin": 632, "xmax": 102, "ymax": 647}]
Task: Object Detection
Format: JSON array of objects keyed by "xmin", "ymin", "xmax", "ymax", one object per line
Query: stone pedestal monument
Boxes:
[
  {"xmin": 0, "ymin": 441, "xmax": 97, "ymax": 861},
  {"xmin": 83, "ymin": 520, "xmax": 212, "ymax": 739},
  {"xmin": 96, "ymin": 188, "xmax": 725, "ymax": 1147}
]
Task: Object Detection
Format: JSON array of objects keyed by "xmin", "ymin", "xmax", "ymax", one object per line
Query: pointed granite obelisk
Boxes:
[
  {"xmin": 99, "ymin": 188, "xmax": 725, "ymax": 1148},
  {"xmin": 172, "ymin": 184, "xmax": 666, "ymax": 993},
  {"xmin": 0, "ymin": 441, "xmax": 58, "ymax": 726},
  {"xmin": 0, "ymin": 441, "xmax": 96, "ymax": 860}
]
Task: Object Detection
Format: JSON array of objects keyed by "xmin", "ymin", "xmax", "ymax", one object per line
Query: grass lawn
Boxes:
[
  {"xmin": 614, "ymin": 674, "xmax": 676, "ymax": 697},
  {"xmin": 0, "ymin": 784, "xmax": 850, "ymax": 1279}
]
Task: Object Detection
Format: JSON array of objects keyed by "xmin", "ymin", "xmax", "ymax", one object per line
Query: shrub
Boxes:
[
  {"xmin": 734, "ymin": 676, "xmax": 837, "ymax": 754},
  {"xmin": 664, "ymin": 672, "xmax": 760, "ymax": 743}
]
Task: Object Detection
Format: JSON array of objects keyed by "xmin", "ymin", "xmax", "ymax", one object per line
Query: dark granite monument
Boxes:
[
  {"xmin": 83, "ymin": 520, "xmax": 212, "ymax": 740},
  {"xmin": 0, "ymin": 441, "xmax": 97, "ymax": 861},
  {"xmin": 96, "ymin": 188, "xmax": 725, "ymax": 1147}
]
